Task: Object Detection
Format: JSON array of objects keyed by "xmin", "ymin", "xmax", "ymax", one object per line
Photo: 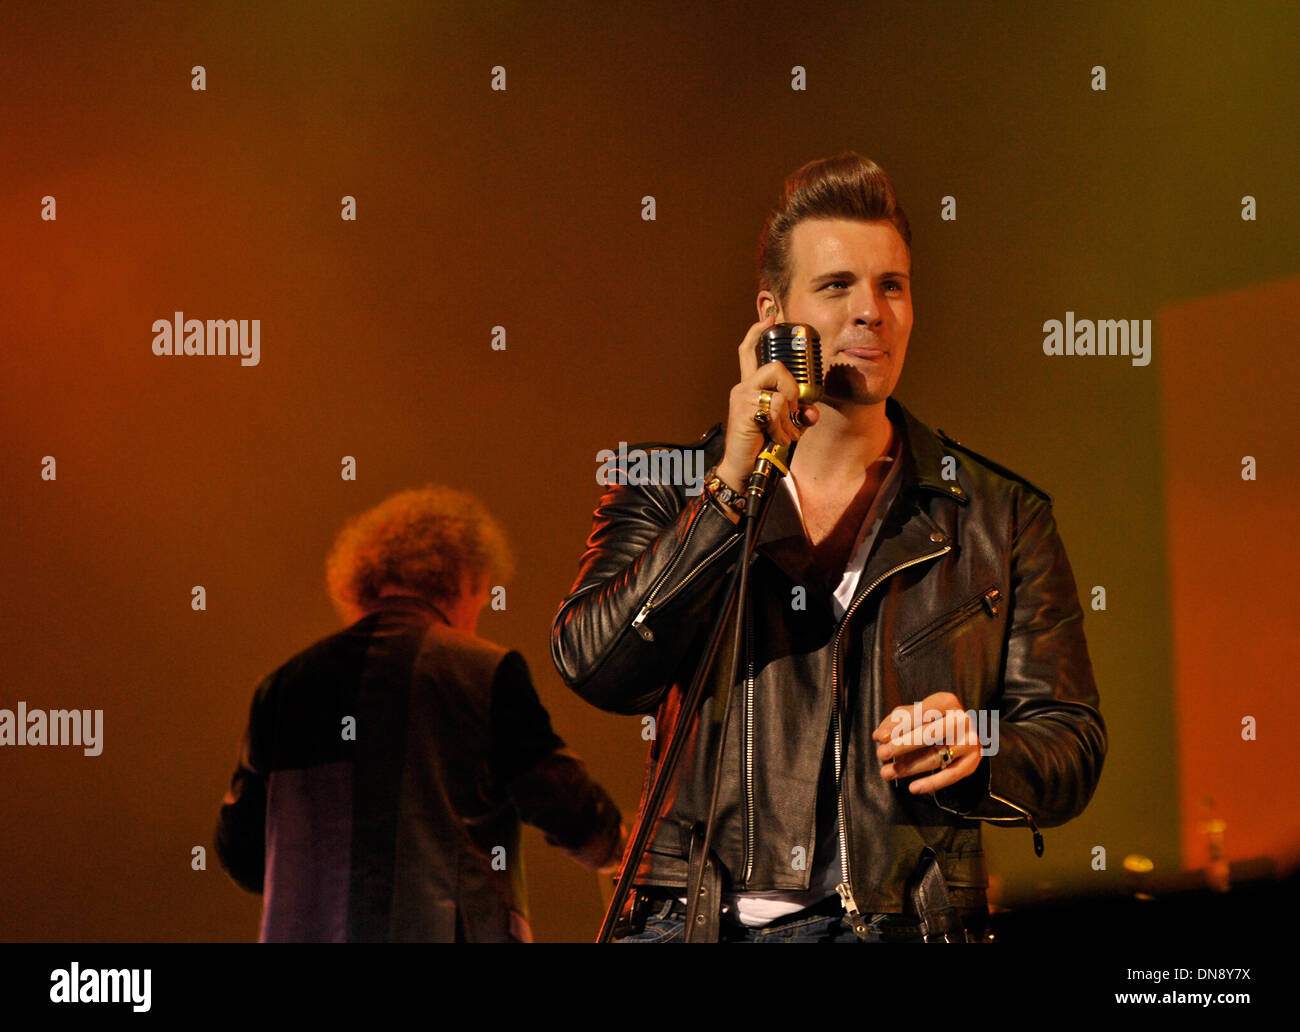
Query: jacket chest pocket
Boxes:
[{"xmin": 894, "ymin": 586, "xmax": 1002, "ymax": 660}]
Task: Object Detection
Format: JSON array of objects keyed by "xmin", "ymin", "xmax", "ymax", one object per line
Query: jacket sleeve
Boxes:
[
  {"xmin": 550, "ymin": 464, "xmax": 743, "ymax": 714},
  {"xmin": 214, "ymin": 676, "xmax": 274, "ymax": 894},
  {"xmin": 490, "ymin": 651, "xmax": 624, "ymax": 869},
  {"xmin": 935, "ymin": 491, "xmax": 1107, "ymax": 829}
]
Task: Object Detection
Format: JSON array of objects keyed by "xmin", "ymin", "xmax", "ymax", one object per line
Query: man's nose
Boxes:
[{"xmin": 854, "ymin": 290, "xmax": 882, "ymax": 326}]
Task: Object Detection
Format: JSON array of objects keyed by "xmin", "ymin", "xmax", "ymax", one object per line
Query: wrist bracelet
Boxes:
[{"xmin": 703, "ymin": 466, "xmax": 747, "ymax": 517}]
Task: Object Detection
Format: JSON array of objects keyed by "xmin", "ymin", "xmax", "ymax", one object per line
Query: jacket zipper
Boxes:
[
  {"xmin": 743, "ymin": 610, "xmax": 756, "ymax": 882},
  {"xmin": 895, "ymin": 586, "xmax": 1001, "ymax": 658},
  {"xmin": 831, "ymin": 544, "xmax": 953, "ymax": 925},
  {"xmin": 630, "ymin": 508, "xmax": 738, "ymax": 642}
]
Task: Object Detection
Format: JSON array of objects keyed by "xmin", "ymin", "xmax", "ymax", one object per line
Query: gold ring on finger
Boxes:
[
  {"xmin": 754, "ymin": 389, "xmax": 773, "ymax": 427},
  {"xmin": 938, "ymin": 746, "xmax": 955, "ymax": 769}
]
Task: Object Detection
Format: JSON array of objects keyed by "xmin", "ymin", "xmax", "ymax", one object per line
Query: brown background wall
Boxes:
[{"xmin": 1, "ymin": 0, "xmax": 1295, "ymax": 941}]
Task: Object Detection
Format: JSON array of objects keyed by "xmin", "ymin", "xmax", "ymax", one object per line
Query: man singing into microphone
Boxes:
[{"xmin": 551, "ymin": 153, "xmax": 1106, "ymax": 942}]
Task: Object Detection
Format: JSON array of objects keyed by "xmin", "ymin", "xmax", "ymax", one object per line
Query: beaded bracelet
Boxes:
[{"xmin": 703, "ymin": 466, "xmax": 746, "ymax": 517}]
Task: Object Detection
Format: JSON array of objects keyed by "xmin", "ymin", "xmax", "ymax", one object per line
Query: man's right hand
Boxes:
[{"xmin": 714, "ymin": 314, "xmax": 820, "ymax": 492}]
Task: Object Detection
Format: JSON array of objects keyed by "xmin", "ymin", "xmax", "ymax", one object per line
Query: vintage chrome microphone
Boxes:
[{"xmin": 745, "ymin": 322, "xmax": 824, "ymax": 516}]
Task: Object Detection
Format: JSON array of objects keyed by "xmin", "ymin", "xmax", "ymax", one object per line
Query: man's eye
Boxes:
[
  {"xmin": 883, "ymin": 281, "xmax": 903, "ymax": 293},
  {"xmin": 822, "ymin": 281, "xmax": 847, "ymax": 291}
]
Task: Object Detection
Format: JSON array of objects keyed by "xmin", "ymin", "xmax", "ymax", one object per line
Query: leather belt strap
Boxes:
[
  {"xmin": 911, "ymin": 846, "xmax": 968, "ymax": 943},
  {"xmin": 682, "ymin": 824, "xmax": 722, "ymax": 942}
]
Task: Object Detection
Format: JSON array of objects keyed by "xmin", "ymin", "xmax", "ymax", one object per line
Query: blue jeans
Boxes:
[{"xmin": 614, "ymin": 898, "xmax": 925, "ymax": 943}]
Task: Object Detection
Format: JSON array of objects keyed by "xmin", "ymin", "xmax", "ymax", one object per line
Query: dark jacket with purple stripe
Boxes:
[{"xmin": 216, "ymin": 595, "xmax": 621, "ymax": 942}]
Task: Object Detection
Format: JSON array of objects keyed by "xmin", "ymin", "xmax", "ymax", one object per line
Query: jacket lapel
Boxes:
[
  {"xmin": 752, "ymin": 479, "xmax": 817, "ymax": 587},
  {"xmin": 751, "ymin": 398, "xmax": 965, "ymax": 604}
]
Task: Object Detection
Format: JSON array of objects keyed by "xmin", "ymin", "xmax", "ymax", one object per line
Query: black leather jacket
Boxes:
[{"xmin": 551, "ymin": 398, "xmax": 1105, "ymax": 926}]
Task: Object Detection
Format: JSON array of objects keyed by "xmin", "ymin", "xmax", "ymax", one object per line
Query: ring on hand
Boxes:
[
  {"xmin": 938, "ymin": 746, "xmax": 955, "ymax": 769},
  {"xmin": 790, "ymin": 409, "xmax": 804, "ymax": 429},
  {"xmin": 754, "ymin": 389, "xmax": 773, "ymax": 427}
]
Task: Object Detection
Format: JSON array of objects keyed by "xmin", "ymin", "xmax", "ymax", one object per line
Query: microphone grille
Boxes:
[{"xmin": 759, "ymin": 323, "xmax": 823, "ymax": 405}]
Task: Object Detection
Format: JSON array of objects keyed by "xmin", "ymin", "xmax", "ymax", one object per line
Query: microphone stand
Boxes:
[{"xmin": 596, "ymin": 440, "xmax": 794, "ymax": 943}]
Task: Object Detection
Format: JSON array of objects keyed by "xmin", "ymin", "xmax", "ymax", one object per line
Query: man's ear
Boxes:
[{"xmin": 757, "ymin": 292, "xmax": 780, "ymax": 320}]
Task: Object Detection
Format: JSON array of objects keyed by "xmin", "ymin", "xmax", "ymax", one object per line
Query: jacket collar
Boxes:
[
  {"xmin": 751, "ymin": 397, "xmax": 964, "ymax": 593},
  {"xmin": 888, "ymin": 397, "xmax": 968, "ymax": 505},
  {"xmin": 360, "ymin": 593, "xmax": 452, "ymax": 624}
]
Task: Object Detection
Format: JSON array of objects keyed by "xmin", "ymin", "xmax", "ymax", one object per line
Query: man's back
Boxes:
[{"xmin": 218, "ymin": 594, "xmax": 619, "ymax": 942}]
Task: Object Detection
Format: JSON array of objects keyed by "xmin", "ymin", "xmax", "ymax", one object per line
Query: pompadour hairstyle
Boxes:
[{"xmin": 757, "ymin": 152, "xmax": 911, "ymax": 306}]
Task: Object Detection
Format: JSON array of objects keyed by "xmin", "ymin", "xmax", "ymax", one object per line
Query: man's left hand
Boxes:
[{"xmin": 872, "ymin": 692, "xmax": 981, "ymax": 794}]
